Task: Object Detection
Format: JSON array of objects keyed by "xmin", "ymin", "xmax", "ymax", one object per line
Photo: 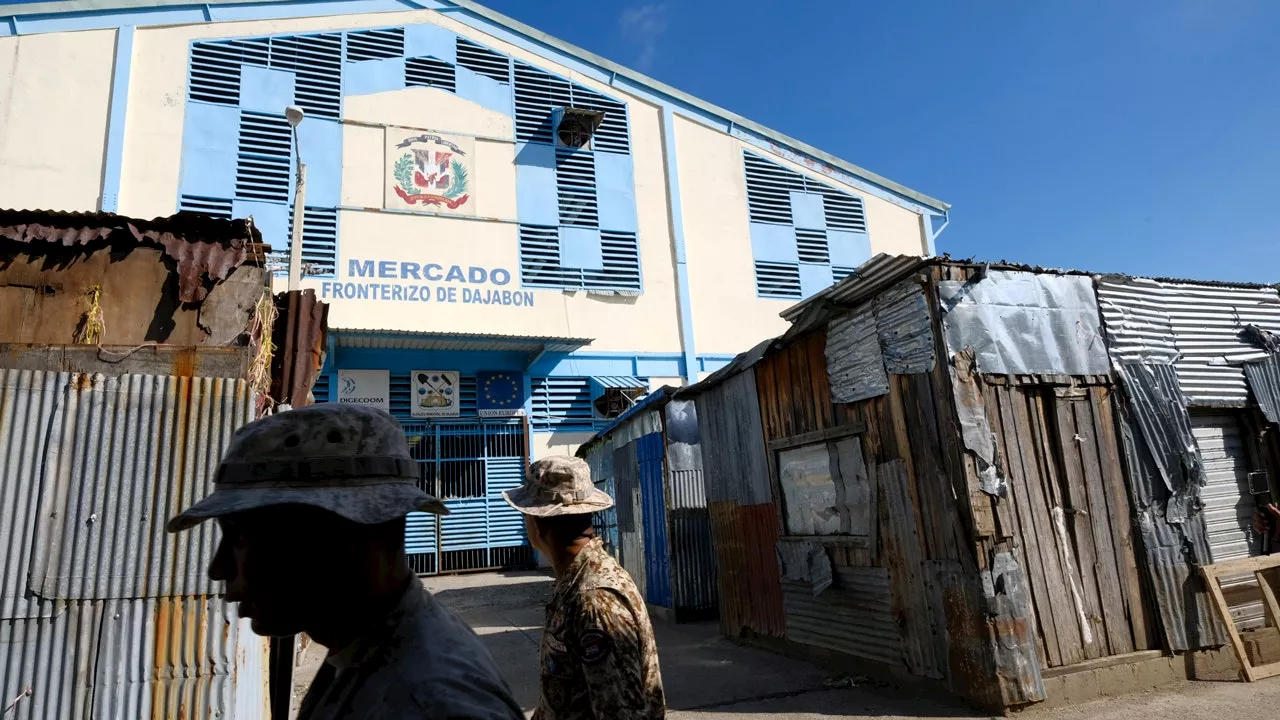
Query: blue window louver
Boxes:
[
  {"xmin": 556, "ymin": 148, "xmax": 599, "ymax": 228},
  {"xmin": 530, "ymin": 377, "xmax": 594, "ymax": 430},
  {"xmin": 519, "ymin": 226, "xmax": 641, "ymax": 293},
  {"xmin": 406, "ymin": 56, "xmax": 456, "ymax": 92},
  {"xmin": 513, "ymin": 61, "xmax": 630, "ymax": 155},
  {"xmin": 178, "ymin": 195, "xmax": 232, "ymax": 219},
  {"xmin": 744, "ymin": 150, "xmax": 871, "ymax": 299},
  {"xmin": 312, "ymin": 373, "xmax": 331, "ymax": 403},
  {"xmin": 235, "ymin": 112, "xmax": 291, "ymax": 203},
  {"xmin": 286, "ymin": 206, "xmax": 338, "ymax": 277},
  {"xmin": 346, "ymin": 27, "xmax": 405, "ymax": 61},
  {"xmin": 456, "ymin": 37, "xmax": 511, "ymax": 84}
]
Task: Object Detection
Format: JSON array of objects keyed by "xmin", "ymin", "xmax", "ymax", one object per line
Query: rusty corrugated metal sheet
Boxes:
[
  {"xmin": 781, "ymin": 566, "xmax": 902, "ymax": 665},
  {"xmin": 272, "ymin": 289, "xmax": 330, "ymax": 408},
  {"xmin": 874, "ymin": 279, "xmax": 936, "ymax": 374},
  {"xmin": 0, "ymin": 369, "xmax": 266, "ymax": 719},
  {"xmin": 0, "ymin": 208, "xmax": 267, "ymax": 304},
  {"xmin": 1098, "ymin": 276, "xmax": 1280, "ymax": 406},
  {"xmin": 707, "ymin": 502, "xmax": 786, "ymax": 639},
  {"xmin": 694, "ymin": 370, "xmax": 771, "ymax": 505},
  {"xmin": 781, "ymin": 253, "xmax": 931, "ymax": 322}
]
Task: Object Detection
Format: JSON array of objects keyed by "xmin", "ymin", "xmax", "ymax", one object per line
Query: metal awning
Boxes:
[
  {"xmin": 592, "ymin": 376, "xmax": 648, "ymax": 389},
  {"xmin": 332, "ymin": 330, "xmax": 593, "ymax": 368}
]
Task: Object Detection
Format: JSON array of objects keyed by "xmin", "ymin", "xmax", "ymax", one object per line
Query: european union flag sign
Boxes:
[{"xmin": 477, "ymin": 371, "xmax": 526, "ymax": 417}]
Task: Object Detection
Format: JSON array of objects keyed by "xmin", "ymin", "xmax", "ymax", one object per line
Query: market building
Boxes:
[{"xmin": 0, "ymin": 0, "xmax": 948, "ymax": 573}]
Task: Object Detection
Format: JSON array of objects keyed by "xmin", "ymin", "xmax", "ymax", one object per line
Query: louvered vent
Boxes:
[
  {"xmin": 755, "ymin": 262, "xmax": 802, "ymax": 299},
  {"xmin": 312, "ymin": 373, "xmax": 331, "ymax": 404},
  {"xmin": 556, "ymin": 149, "xmax": 598, "ymax": 228},
  {"xmin": 796, "ymin": 229, "xmax": 829, "ymax": 263},
  {"xmin": 178, "ymin": 195, "xmax": 233, "ymax": 219},
  {"xmin": 513, "ymin": 61, "xmax": 629, "ymax": 154},
  {"xmin": 518, "ymin": 225, "xmax": 563, "ymax": 288},
  {"xmin": 744, "ymin": 150, "xmax": 867, "ymax": 231},
  {"xmin": 456, "ymin": 38, "xmax": 510, "ymax": 83},
  {"xmin": 286, "ymin": 206, "xmax": 339, "ymax": 277},
  {"xmin": 188, "ymin": 34, "xmax": 342, "ymax": 118},
  {"xmin": 514, "ymin": 62, "xmax": 571, "ymax": 145},
  {"xmin": 571, "ymin": 86, "xmax": 629, "ymax": 154},
  {"xmin": 390, "ymin": 373, "xmax": 413, "ymax": 419},
  {"xmin": 235, "ymin": 112, "xmax": 292, "ymax": 203},
  {"xmin": 270, "ymin": 34, "xmax": 343, "ymax": 119},
  {"xmin": 530, "ymin": 377, "xmax": 594, "ymax": 429},
  {"xmin": 189, "ymin": 39, "xmax": 269, "ymax": 105},
  {"xmin": 346, "ymin": 27, "xmax": 405, "ymax": 61},
  {"xmin": 820, "ymin": 189, "xmax": 867, "ymax": 233},
  {"xmin": 832, "ymin": 266, "xmax": 856, "ymax": 283},
  {"xmin": 586, "ymin": 231, "xmax": 642, "ymax": 293},
  {"xmin": 406, "ymin": 56, "xmax": 456, "ymax": 92}
]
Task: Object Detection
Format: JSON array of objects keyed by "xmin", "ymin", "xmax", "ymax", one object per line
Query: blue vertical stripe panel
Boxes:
[
  {"xmin": 486, "ymin": 457, "xmax": 527, "ymax": 547},
  {"xmin": 828, "ymin": 228, "xmax": 873, "ymax": 268},
  {"xmin": 404, "ymin": 512, "xmax": 438, "ymax": 555},
  {"xmin": 440, "ymin": 498, "xmax": 488, "ymax": 550},
  {"xmin": 404, "ymin": 23, "xmax": 457, "ymax": 63},
  {"xmin": 594, "ymin": 150, "xmax": 638, "ymax": 233},
  {"xmin": 560, "ymin": 226, "xmax": 604, "ymax": 270},
  {"xmin": 638, "ymin": 432, "xmax": 671, "ymax": 607},
  {"xmin": 343, "ymin": 56, "xmax": 406, "ymax": 96},
  {"xmin": 749, "ymin": 222, "xmax": 798, "ymax": 264},
  {"xmin": 455, "ymin": 65, "xmax": 513, "ymax": 116},
  {"xmin": 100, "ymin": 25, "xmax": 133, "ymax": 212},
  {"xmin": 799, "ymin": 262, "xmax": 834, "ymax": 298},
  {"xmin": 515, "ymin": 142, "xmax": 559, "ymax": 225},
  {"xmin": 179, "ymin": 103, "xmax": 239, "ymax": 198},
  {"xmin": 231, "ymin": 200, "xmax": 289, "ymax": 250},
  {"xmin": 239, "ymin": 65, "xmax": 296, "ymax": 114},
  {"xmin": 789, "ymin": 190, "xmax": 827, "ymax": 230},
  {"xmin": 297, "ymin": 117, "xmax": 343, "ymax": 207}
]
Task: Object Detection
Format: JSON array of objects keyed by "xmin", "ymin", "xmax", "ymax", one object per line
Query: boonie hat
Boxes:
[
  {"xmin": 166, "ymin": 404, "xmax": 447, "ymax": 533},
  {"xmin": 502, "ymin": 455, "xmax": 613, "ymax": 518}
]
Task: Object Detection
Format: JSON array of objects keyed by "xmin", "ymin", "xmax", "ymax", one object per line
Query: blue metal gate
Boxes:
[
  {"xmin": 637, "ymin": 432, "xmax": 671, "ymax": 607},
  {"xmin": 402, "ymin": 421, "xmax": 533, "ymax": 575}
]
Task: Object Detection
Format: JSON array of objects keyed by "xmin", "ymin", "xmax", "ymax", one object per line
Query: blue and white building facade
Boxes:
[{"xmin": 0, "ymin": 0, "xmax": 949, "ymax": 573}]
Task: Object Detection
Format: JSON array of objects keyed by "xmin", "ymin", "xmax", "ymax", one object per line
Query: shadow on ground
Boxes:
[{"xmin": 427, "ymin": 572, "xmax": 984, "ymax": 718}]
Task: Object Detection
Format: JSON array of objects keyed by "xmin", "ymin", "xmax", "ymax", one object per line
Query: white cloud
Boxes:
[{"xmin": 618, "ymin": 3, "xmax": 669, "ymax": 71}]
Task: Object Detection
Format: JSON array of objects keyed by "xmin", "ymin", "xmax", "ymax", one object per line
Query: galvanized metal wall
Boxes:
[
  {"xmin": 780, "ymin": 566, "xmax": 902, "ymax": 665},
  {"xmin": 0, "ymin": 370, "xmax": 266, "ymax": 720},
  {"xmin": 1097, "ymin": 276, "xmax": 1280, "ymax": 406},
  {"xmin": 696, "ymin": 370, "xmax": 771, "ymax": 506},
  {"xmin": 612, "ymin": 441, "xmax": 646, "ymax": 601},
  {"xmin": 664, "ymin": 400, "xmax": 718, "ymax": 620}
]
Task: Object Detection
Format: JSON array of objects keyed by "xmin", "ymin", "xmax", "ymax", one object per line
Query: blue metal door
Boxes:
[
  {"xmin": 402, "ymin": 421, "xmax": 531, "ymax": 575},
  {"xmin": 637, "ymin": 432, "xmax": 671, "ymax": 607}
]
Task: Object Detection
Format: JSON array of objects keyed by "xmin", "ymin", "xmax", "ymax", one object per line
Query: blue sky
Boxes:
[{"xmin": 484, "ymin": 0, "xmax": 1280, "ymax": 282}]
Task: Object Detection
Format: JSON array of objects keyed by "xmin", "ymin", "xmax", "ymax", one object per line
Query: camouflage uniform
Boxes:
[{"xmin": 534, "ymin": 536, "xmax": 665, "ymax": 720}]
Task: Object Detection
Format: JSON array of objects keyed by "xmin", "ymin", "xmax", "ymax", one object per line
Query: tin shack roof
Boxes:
[
  {"xmin": 0, "ymin": 208, "xmax": 267, "ymax": 304},
  {"xmin": 576, "ymin": 385, "xmax": 678, "ymax": 458}
]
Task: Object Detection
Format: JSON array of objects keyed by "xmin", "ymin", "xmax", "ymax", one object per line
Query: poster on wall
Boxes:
[
  {"xmin": 385, "ymin": 127, "xmax": 476, "ymax": 216},
  {"xmin": 411, "ymin": 371, "xmax": 461, "ymax": 418},
  {"xmin": 338, "ymin": 370, "xmax": 390, "ymax": 411},
  {"xmin": 477, "ymin": 371, "xmax": 526, "ymax": 418}
]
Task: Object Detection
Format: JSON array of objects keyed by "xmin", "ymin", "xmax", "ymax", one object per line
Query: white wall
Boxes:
[{"xmin": 0, "ymin": 29, "xmax": 117, "ymax": 212}]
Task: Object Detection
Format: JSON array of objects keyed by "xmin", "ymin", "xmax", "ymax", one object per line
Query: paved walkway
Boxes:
[{"xmin": 291, "ymin": 570, "xmax": 1280, "ymax": 719}]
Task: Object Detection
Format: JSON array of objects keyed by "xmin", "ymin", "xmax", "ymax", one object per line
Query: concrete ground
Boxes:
[{"xmin": 291, "ymin": 570, "xmax": 1280, "ymax": 719}]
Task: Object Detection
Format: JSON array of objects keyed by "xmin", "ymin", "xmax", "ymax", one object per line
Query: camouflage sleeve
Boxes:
[{"xmin": 574, "ymin": 588, "xmax": 649, "ymax": 719}]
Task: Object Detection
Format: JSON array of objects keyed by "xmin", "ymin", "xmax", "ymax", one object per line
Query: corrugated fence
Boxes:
[{"xmin": 0, "ymin": 369, "xmax": 266, "ymax": 719}]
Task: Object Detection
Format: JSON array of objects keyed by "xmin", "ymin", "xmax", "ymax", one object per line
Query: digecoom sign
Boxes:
[{"xmin": 319, "ymin": 259, "xmax": 536, "ymax": 307}]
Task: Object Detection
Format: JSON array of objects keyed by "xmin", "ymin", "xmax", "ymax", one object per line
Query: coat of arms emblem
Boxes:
[{"xmin": 385, "ymin": 129, "xmax": 476, "ymax": 215}]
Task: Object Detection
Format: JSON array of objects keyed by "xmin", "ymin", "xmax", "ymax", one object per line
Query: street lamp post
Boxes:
[{"xmin": 286, "ymin": 105, "xmax": 306, "ymax": 291}]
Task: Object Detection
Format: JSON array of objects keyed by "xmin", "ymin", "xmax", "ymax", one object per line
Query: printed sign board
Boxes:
[
  {"xmin": 477, "ymin": 371, "xmax": 526, "ymax": 417},
  {"xmin": 338, "ymin": 370, "xmax": 390, "ymax": 411},
  {"xmin": 386, "ymin": 127, "xmax": 476, "ymax": 216},
  {"xmin": 411, "ymin": 371, "xmax": 461, "ymax": 418}
]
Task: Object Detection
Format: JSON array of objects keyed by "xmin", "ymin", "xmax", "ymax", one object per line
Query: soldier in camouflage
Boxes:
[{"xmin": 504, "ymin": 456, "xmax": 666, "ymax": 719}]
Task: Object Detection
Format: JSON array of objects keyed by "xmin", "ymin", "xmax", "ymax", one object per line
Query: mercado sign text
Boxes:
[{"xmin": 319, "ymin": 259, "xmax": 535, "ymax": 307}]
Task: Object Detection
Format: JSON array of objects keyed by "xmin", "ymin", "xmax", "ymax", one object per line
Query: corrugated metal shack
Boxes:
[
  {"xmin": 577, "ymin": 387, "xmax": 718, "ymax": 622},
  {"xmin": 681, "ymin": 253, "xmax": 1280, "ymax": 711},
  {"xmin": 0, "ymin": 209, "xmax": 284, "ymax": 719}
]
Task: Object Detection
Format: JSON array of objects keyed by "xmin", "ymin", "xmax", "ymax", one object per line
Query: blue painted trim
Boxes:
[
  {"xmin": 661, "ymin": 107, "xmax": 697, "ymax": 385},
  {"xmin": 925, "ymin": 211, "xmax": 949, "ymax": 256},
  {"xmin": 99, "ymin": 25, "xmax": 133, "ymax": 212}
]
